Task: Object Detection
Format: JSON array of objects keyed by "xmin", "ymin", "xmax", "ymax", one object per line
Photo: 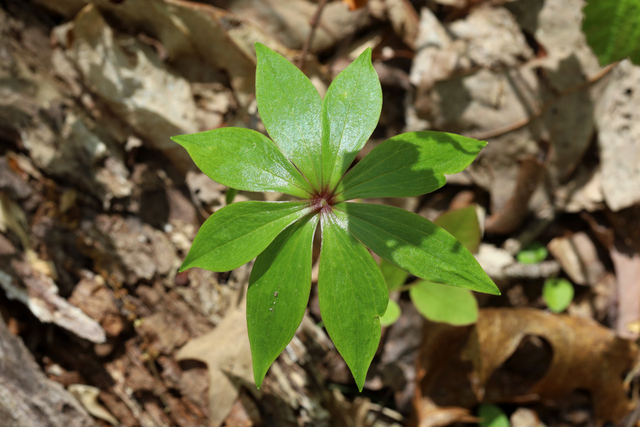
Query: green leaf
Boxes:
[
  {"xmin": 380, "ymin": 259, "xmax": 409, "ymax": 292},
  {"xmin": 434, "ymin": 205, "xmax": 481, "ymax": 253},
  {"xmin": 172, "ymin": 128, "xmax": 313, "ymax": 198},
  {"xmin": 181, "ymin": 201, "xmax": 311, "ymax": 272},
  {"xmin": 335, "ymin": 132, "xmax": 486, "ymax": 201},
  {"xmin": 247, "ymin": 215, "xmax": 318, "ymax": 388},
  {"xmin": 543, "ymin": 278, "xmax": 574, "ymax": 313},
  {"xmin": 409, "ymin": 281, "xmax": 478, "ymax": 325},
  {"xmin": 516, "ymin": 242, "xmax": 548, "ymax": 265},
  {"xmin": 318, "ymin": 213, "xmax": 388, "ymax": 391},
  {"xmin": 321, "ymin": 48, "xmax": 382, "ymax": 190},
  {"xmin": 380, "ymin": 299, "xmax": 401, "ymax": 327},
  {"xmin": 478, "ymin": 404, "xmax": 510, "ymax": 427},
  {"xmin": 583, "ymin": 0, "xmax": 640, "ymax": 66},
  {"xmin": 255, "ymin": 43, "xmax": 323, "ymax": 189},
  {"xmin": 225, "ymin": 188, "xmax": 238, "ymax": 205},
  {"xmin": 334, "ymin": 202, "xmax": 500, "ymax": 295}
]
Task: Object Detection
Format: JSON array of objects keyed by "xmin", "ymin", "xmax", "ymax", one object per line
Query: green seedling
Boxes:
[
  {"xmin": 172, "ymin": 43, "xmax": 499, "ymax": 391},
  {"xmin": 516, "ymin": 242, "xmax": 548, "ymax": 265},
  {"xmin": 543, "ymin": 277, "xmax": 574, "ymax": 313}
]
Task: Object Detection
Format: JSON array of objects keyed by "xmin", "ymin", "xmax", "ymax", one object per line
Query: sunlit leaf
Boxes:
[
  {"xmin": 321, "ymin": 48, "xmax": 382, "ymax": 190},
  {"xmin": 335, "ymin": 132, "xmax": 486, "ymax": 201},
  {"xmin": 516, "ymin": 242, "xmax": 548, "ymax": 265},
  {"xmin": 542, "ymin": 278, "xmax": 574, "ymax": 313},
  {"xmin": 180, "ymin": 201, "xmax": 310, "ymax": 272},
  {"xmin": 380, "ymin": 258, "xmax": 409, "ymax": 292},
  {"xmin": 334, "ymin": 202, "xmax": 500, "ymax": 295},
  {"xmin": 255, "ymin": 43, "xmax": 323, "ymax": 189},
  {"xmin": 380, "ymin": 299, "xmax": 401, "ymax": 327},
  {"xmin": 318, "ymin": 213, "xmax": 388, "ymax": 391},
  {"xmin": 410, "ymin": 281, "xmax": 478, "ymax": 325},
  {"xmin": 247, "ymin": 215, "xmax": 318, "ymax": 388},
  {"xmin": 434, "ymin": 205, "xmax": 481, "ymax": 253},
  {"xmin": 172, "ymin": 128, "xmax": 313, "ymax": 198}
]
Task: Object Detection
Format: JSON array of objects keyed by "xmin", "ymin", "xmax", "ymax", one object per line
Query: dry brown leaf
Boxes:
[
  {"xmin": 176, "ymin": 303, "xmax": 254, "ymax": 427},
  {"xmin": 412, "ymin": 396, "xmax": 477, "ymax": 427},
  {"xmin": 466, "ymin": 308, "xmax": 638, "ymax": 424},
  {"xmin": 416, "ymin": 308, "xmax": 638, "ymax": 425}
]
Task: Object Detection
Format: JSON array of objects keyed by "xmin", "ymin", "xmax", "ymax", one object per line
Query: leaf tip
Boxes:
[
  {"xmin": 253, "ymin": 364, "xmax": 268, "ymax": 390},
  {"xmin": 254, "ymin": 41, "xmax": 267, "ymax": 55}
]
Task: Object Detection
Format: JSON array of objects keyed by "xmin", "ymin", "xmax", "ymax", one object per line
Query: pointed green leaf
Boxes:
[
  {"xmin": 318, "ymin": 213, "xmax": 388, "ymax": 391},
  {"xmin": 334, "ymin": 202, "xmax": 500, "ymax": 295},
  {"xmin": 255, "ymin": 43, "xmax": 323, "ymax": 189},
  {"xmin": 172, "ymin": 128, "xmax": 313, "ymax": 198},
  {"xmin": 542, "ymin": 278, "xmax": 574, "ymax": 313},
  {"xmin": 247, "ymin": 215, "xmax": 318, "ymax": 388},
  {"xmin": 434, "ymin": 205, "xmax": 481, "ymax": 253},
  {"xmin": 409, "ymin": 281, "xmax": 478, "ymax": 325},
  {"xmin": 321, "ymin": 48, "xmax": 382, "ymax": 190},
  {"xmin": 380, "ymin": 259, "xmax": 409, "ymax": 292},
  {"xmin": 583, "ymin": 0, "xmax": 640, "ymax": 66},
  {"xmin": 181, "ymin": 201, "xmax": 311, "ymax": 272},
  {"xmin": 516, "ymin": 242, "xmax": 548, "ymax": 265},
  {"xmin": 335, "ymin": 132, "xmax": 486, "ymax": 201},
  {"xmin": 379, "ymin": 299, "xmax": 401, "ymax": 327}
]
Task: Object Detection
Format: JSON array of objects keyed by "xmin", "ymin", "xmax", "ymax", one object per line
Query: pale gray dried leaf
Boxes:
[
  {"xmin": 65, "ymin": 5, "xmax": 196, "ymax": 169},
  {"xmin": 595, "ymin": 59, "xmax": 640, "ymax": 212},
  {"xmin": 68, "ymin": 384, "xmax": 118, "ymax": 426}
]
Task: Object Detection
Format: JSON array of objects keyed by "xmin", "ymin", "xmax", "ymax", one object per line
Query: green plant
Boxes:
[
  {"xmin": 583, "ymin": 0, "xmax": 640, "ymax": 65},
  {"xmin": 172, "ymin": 43, "xmax": 500, "ymax": 391},
  {"xmin": 380, "ymin": 205, "xmax": 483, "ymax": 327},
  {"xmin": 478, "ymin": 403, "xmax": 510, "ymax": 427},
  {"xmin": 516, "ymin": 241, "xmax": 548, "ymax": 265},
  {"xmin": 543, "ymin": 277, "xmax": 574, "ymax": 313}
]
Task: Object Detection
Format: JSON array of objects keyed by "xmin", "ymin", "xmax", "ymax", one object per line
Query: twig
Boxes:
[
  {"xmin": 468, "ymin": 61, "xmax": 619, "ymax": 140},
  {"xmin": 297, "ymin": 0, "xmax": 329, "ymax": 71}
]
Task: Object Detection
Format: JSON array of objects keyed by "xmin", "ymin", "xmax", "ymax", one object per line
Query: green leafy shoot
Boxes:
[
  {"xmin": 434, "ymin": 205, "xmax": 481, "ymax": 253},
  {"xmin": 380, "ymin": 258, "xmax": 409, "ymax": 292},
  {"xmin": 478, "ymin": 404, "xmax": 510, "ymax": 427},
  {"xmin": 410, "ymin": 280, "xmax": 478, "ymax": 326},
  {"xmin": 543, "ymin": 278, "xmax": 574, "ymax": 313},
  {"xmin": 172, "ymin": 42, "xmax": 499, "ymax": 391},
  {"xmin": 516, "ymin": 242, "xmax": 548, "ymax": 265},
  {"xmin": 380, "ymin": 299, "xmax": 401, "ymax": 327},
  {"xmin": 583, "ymin": 0, "xmax": 640, "ymax": 65}
]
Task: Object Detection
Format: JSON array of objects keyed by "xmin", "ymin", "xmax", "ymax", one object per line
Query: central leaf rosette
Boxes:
[{"xmin": 172, "ymin": 43, "xmax": 500, "ymax": 391}]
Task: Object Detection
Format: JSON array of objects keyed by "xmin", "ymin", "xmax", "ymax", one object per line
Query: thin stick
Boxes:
[
  {"xmin": 298, "ymin": 0, "xmax": 329, "ymax": 70},
  {"xmin": 468, "ymin": 61, "xmax": 619, "ymax": 140}
]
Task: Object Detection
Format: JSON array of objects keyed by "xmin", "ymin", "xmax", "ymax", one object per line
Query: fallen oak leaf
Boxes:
[{"xmin": 464, "ymin": 308, "xmax": 638, "ymax": 424}]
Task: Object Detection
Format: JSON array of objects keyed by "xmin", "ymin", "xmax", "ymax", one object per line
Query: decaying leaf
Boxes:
[
  {"xmin": 412, "ymin": 395, "xmax": 477, "ymax": 427},
  {"xmin": 176, "ymin": 303, "xmax": 254, "ymax": 427},
  {"xmin": 68, "ymin": 384, "xmax": 119, "ymax": 426},
  {"xmin": 416, "ymin": 308, "xmax": 638, "ymax": 424}
]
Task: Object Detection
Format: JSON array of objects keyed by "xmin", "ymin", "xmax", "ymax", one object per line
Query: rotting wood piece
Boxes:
[{"xmin": 0, "ymin": 315, "xmax": 96, "ymax": 427}]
